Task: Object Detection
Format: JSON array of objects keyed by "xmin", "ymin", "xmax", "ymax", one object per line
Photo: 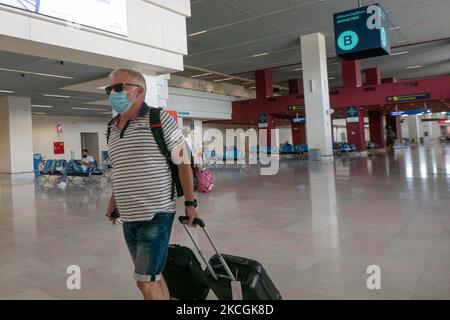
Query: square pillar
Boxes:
[
  {"xmin": 288, "ymin": 79, "xmax": 303, "ymax": 95},
  {"xmin": 255, "ymin": 69, "xmax": 273, "ymax": 100},
  {"xmin": 368, "ymin": 110, "xmax": 385, "ymax": 147},
  {"xmin": 363, "ymin": 67, "xmax": 381, "ymax": 85},
  {"xmin": 342, "ymin": 59, "xmax": 362, "ymax": 88},
  {"xmin": 407, "ymin": 115, "xmax": 420, "ymax": 144},
  {"xmin": 346, "ymin": 107, "xmax": 366, "ymax": 150},
  {"xmin": 291, "ymin": 122, "xmax": 306, "ymax": 145},
  {"xmin": 0, "ymin": 96, "xmax": 34, "ymax": 180},
  {"xmin": 300, "ymin": 33, "xmax": 333, "ymax": 158}
]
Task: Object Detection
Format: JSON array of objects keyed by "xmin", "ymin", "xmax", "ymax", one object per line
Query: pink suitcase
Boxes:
[{"xmin": 196, "ymin": 170, "xmax": 214, "ymax": 193}]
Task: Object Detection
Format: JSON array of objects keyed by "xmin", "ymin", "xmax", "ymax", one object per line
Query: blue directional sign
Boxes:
[
  {"xmin": 391, "ymin": 109, "xmax": 432, "ymax": 116},
  {"xmin": 346, "ymin": 106, "xmax": 359, "ymax": 123},
  {"xmin": 334, "ymin": 4, "xmax": 391, "ymax": 60}
]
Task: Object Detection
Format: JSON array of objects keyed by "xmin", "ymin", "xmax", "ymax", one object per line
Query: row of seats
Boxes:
[{"xmin": 37, "ymin": 159, "xmax": 106, "ymax": 184}]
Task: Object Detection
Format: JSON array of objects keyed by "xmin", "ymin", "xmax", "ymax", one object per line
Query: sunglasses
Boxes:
[{"xmin": 105, "ymin": 83, "xmax": 141, "ymax": 95}]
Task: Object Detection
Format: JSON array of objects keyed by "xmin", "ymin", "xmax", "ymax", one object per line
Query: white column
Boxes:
[
  {"xmin": 300, "ymin": 33, "xmax": 333, "ymax": 158},
  {"xmin": 408, "ymin": 115, "xmax": 420, "ymax": 144},
  {"xmin": 0, "ymin": 96, "xmax": 34, "ymax": 181},
  {"xmin": 143, "ymin": 73, "xmax": 159, "ymax": 108},
  {"xmin": 143, "ymin": 73, "xmax": 170, "ymax": 109},
  {"xmin": 422, "ymin": 114, "xmax": 433, "ymax": 143}
]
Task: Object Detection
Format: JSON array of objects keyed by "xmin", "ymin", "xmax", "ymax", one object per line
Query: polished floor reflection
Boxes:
[{"xmin": 0, "ymin": 144, "xmax": 449, "ymax": 299}]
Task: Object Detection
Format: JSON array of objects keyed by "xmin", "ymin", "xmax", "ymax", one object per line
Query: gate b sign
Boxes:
[{"xmin": 334, "ymin": 4, "xmax": 391, "ymax": 60}]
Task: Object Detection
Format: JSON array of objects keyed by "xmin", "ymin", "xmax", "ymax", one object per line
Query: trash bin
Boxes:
[
  {"xmin": 33, "ymin": 153, "xmax": 42, "ymax": 178},
  {"xmin": 309, "ymin": 148, "xmax": 321, "ymax": 161}
]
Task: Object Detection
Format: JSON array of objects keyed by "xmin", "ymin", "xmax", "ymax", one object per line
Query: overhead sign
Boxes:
[
  {"xmin": 386, "ymin": 93, "xmax": 432, "ymax": 103},
  {"xmin": 334, "ymin": 4, "xmax": 391, "ymax": 60},
  {"xmin": 346, "ymin": 106, "xmax": 360, "ymax": 123},
  {"xmin": 292, "ymin": 118, "xmax": 306, "ymax": 123},
  {"xmin": 288, "ymin": 105, "xmax": 303, "ymax": 112},
  {"xmin": 258, "ymin": 113, "xmax": 268, "ymax": 128},
  {"xmin": 390, "ymin": 109, "xmax": 431, "ymax": 116},
  {"xmin": 0, "ymin": 0, "xmax": 128, "ymax": 36}
]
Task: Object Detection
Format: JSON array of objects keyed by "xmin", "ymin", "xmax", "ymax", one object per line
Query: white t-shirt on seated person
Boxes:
[{"xmin": 81, "ymin": 156, "xmax": 94, "ymax": 172}]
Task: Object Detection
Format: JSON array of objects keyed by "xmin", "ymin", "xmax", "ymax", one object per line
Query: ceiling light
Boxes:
[
  {"xmin": 397, "ymin": 40, "xmax": 407, "ymax": 44},
  {"xmin": 390, "ymin": 51, "xmax": 408, "ymax": 56},
  {"xmin": 243, "ymin": 81, "xmax": 254, "ymax": 85},
  {"xmin": 72, "ymin": 107, "xmax": 90, "ymax": 110},
  {"xmin": 191, "ymin": 73, "xmax": 212, "ymax": 78},
  {"xmin": 34, "ymin": 112, "xmax": 47, "ymax": 115},
  {"xmin": 292, "ymin": 68, "xmax": 302, "ymax": 71},
  {"xmin": 43, "ymin": 94, "xmax": 72, "ymax": 98},
  {"xmin": 389, "ymin": 26, "xmax": 401, "ymax": 30},
  {"xmin": 97, "ymin": 86, "xmax": 107, "ymax": 90},
  {"xmin": 0, "ymin": 90, "xmax": 15, "ymax": 93},
  {"xmin": 249, "ymin": 87, "xmax": 256, "ymax": 90},
  {"xmin": 89, "ymin": 108, "xmax": 106, "ymax": 111},
  {"xmin": 213, "ymin": 77, "xmax": 234, "ymax": 83},
  {"xmin": 0, "ymin": 67, "xmax": 73, "ymax": 79},
  {"xmin": 406, "ymin": 65, "xmax": 423, "ymax": 69},
  {"xmin": 328, "ymin": 77, "xmax": 336, "ymax": 80},
  {"xmin": 31, "ymin": 104, "xmax": 53, "ymax": 108},
  {"xmin": 188, "ymin": 30, "xmax": 208, "ymax": 37},
  {"xmin": 252, "ymin": 52, "xmax": 269, "ymax": 58}
]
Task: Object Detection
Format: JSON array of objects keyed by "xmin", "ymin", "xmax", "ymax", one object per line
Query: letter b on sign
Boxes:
[
  {"xmin": 337, "ymin": 31, "xmax": 359, "ymax": 51},
  {"xmin": 366, "ymin": 265, "xmax": 381, "ymax": 290},
  {"xmin": 66, "ymin": 265, "xmax": 81, "ymax": 290}
]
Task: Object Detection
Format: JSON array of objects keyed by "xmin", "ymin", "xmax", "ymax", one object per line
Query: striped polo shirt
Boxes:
[{"xmin": 107, "ymin": 103, "xmax": 185, "ymax": 222}]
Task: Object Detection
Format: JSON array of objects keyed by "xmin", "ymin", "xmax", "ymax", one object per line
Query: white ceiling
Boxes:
[{"xmin": 182, "ymin": 0, "xmax": 450, "ymax": 88}]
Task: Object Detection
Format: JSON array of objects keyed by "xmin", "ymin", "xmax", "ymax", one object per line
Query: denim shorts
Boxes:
[{"xmin": 122, "ymin": 212, "xmax": 175, "ymax": 282}]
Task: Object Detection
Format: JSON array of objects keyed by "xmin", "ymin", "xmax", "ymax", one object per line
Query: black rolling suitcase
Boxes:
[
  {"xmin": 176, "ymin": 216, "xmax": 282, "ymax": 300},
  {"xmin": 163, "ymin": 244, "xmax": 210, "ymax": 300}
]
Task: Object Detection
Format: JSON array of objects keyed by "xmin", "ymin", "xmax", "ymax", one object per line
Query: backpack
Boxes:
[{"xmin": 149, "ymin": 107, "xmax": 197, "ymax": 200}]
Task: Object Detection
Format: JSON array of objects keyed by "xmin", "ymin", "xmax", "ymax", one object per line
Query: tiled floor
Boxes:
[{"xmin": 0, "ymin": 144, "xmax": 449, "ymax": 299}]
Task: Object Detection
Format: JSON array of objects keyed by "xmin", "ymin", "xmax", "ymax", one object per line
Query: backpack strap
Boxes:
[
  {"xmin": 149, "ymin": 107, "xmax": 184, "ymax": 200},
  {"xmin": 106, "ymin": 114, "xmax": 120, "ymax": 144}
]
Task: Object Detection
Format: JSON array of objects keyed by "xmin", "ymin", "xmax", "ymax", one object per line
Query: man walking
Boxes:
[{"xmin": 105, "ymin": 69, "xmax": 199, "ymax": 300}]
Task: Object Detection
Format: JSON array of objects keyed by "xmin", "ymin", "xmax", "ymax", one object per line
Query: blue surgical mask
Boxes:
[{"xmin": 109, "ymin": 88, "xmax": 137, "ymax": 114}]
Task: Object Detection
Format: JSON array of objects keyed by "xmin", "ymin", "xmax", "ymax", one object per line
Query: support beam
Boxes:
[
  {"xmin": 368, "ymin": 110, "xmax": 385, "ymax": 147},
  {"xmin": 363, "ymin": 67, "xmax": 381, "ymax": 85},
  {"xmin": 342, "ymin": 59, "xmax": 362, "ymax": 88},
  {"xmin": 292, "ymin": 122, "xmax": 306, "ymax": 145},
  {"xmin": 255, "ymin": 69, "xmax": 273, "ymax": 100},
  {"xmin": 288, "ymin": 79, "xmax": 303, "ymax": 95},
  {"xmin": 346, "ymin": 107, "xmax": 366, "ymax": 150},
  {"xmin": 0, "ymin": 96, "xmax": 34, "ymax": 182},
  {"xmin": 301, "ymin": 33, "xmax": 333, "ymax": 158}
]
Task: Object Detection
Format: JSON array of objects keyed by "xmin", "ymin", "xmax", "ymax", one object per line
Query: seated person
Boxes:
[{"xmin": 57, "ymin": 149, "xmax": 95, "ymax": 188}]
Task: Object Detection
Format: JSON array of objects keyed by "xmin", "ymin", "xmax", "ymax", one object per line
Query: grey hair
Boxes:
[{"xmin": 109, "ymin": 68, "xmax": 146, "ymax": 93}]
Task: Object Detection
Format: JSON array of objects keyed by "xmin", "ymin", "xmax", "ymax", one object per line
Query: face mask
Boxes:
[{"xmin": 109, "ymin": 88, "xmax": 138, "ymax": 114}]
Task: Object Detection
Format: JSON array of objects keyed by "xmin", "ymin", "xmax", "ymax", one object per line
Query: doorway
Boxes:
[{"xmin": 80, "ymin": 133, "xmax": 100, "ymax": 163}]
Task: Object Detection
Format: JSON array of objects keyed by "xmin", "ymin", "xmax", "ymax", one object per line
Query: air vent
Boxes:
[
  {"xmin": 268, "ymin": 97, "xmax": 277, "ymax": 102},
  {"xmin": 404, "ymin": 82, "xmax": 418, "ymax": 88},
  {"xmin": 364, "ymin": 87, "xmax": 376, "ymax": 92}
]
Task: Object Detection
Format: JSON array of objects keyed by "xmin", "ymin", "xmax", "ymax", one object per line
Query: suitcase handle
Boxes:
[
  {"xmin": 178, "ymin": 216, "xmax": 205, "ymax": 228},
  {"xmin": 178, "ymin": 216, "xmax": 237, "ymax": 283}
]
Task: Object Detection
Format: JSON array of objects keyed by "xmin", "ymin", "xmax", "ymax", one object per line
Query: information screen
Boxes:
[{"xmin": 0, "ymin": 0, "xmax": 128, "ymax": 36}]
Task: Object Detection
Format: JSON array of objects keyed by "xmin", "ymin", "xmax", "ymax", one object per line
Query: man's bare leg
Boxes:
[
  {"xmin": 160, "ymin": 275, "xmax": 170, "ymax": 299},
  {"xmin": 137, "ymin": 280, "xmax": 168, "ymax": 300}
]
